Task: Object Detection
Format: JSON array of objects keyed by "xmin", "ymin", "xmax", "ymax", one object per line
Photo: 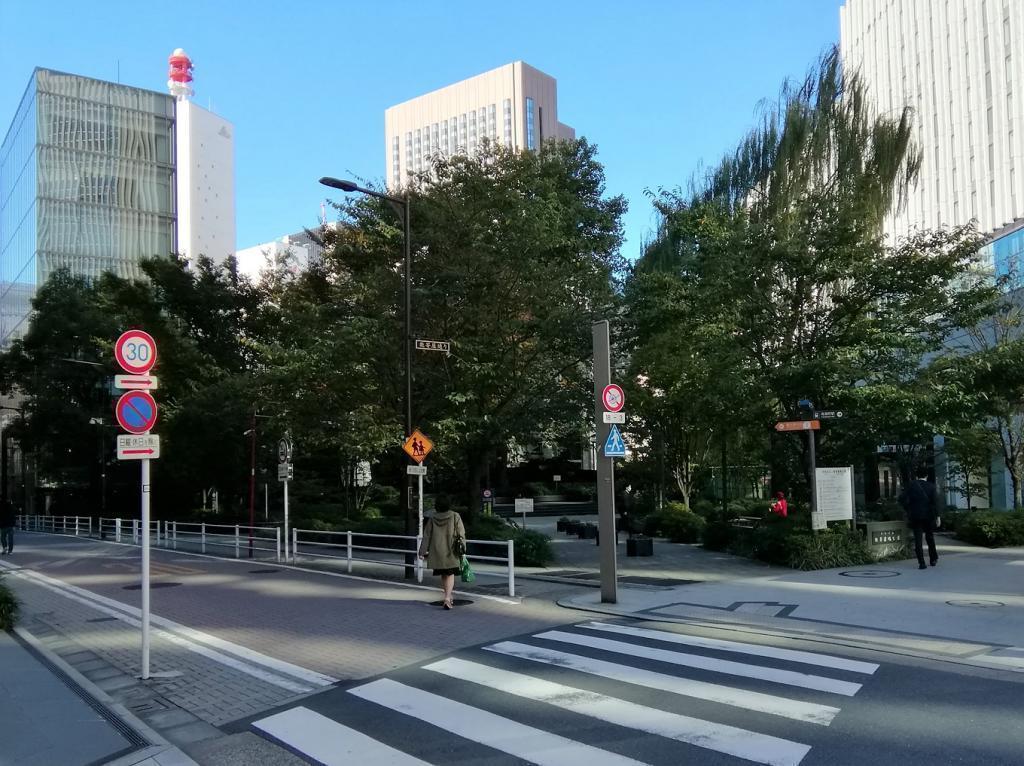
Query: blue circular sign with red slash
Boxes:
[{"xmin": 116, "ymin": 391, "xmax": 158, "ymax": 434}]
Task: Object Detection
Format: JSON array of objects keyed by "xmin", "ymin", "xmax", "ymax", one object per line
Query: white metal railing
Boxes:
[
  {"xmin": 292, "ymin": 528, "xmax": 516, "ymax": 597},
  {"xmin": 167, "ymin": 521, "xmax": 281, "ymax": 561},
  {"xmin": 16, "ymin": 515, "xmax": 92, "ymax": 537}
]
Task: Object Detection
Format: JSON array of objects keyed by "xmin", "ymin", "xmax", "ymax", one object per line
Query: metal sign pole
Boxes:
[
  {"xmin": 417, "ymin": 473, "xmax": 424, "ymax": 539},
  {"xmin": 283, "ymin": 479, "xmax": 290, "ymax": 561},
  {"xmin": 140, "ymin": 457, "xmax": 151, "ymax": 679},
  {"xmin": 592, "ymin": 320, "xmax": 618, "ymax": 604}
]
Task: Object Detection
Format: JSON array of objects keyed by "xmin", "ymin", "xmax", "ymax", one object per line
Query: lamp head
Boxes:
[{"xmin": 319, "ymin": 177, "xmax": 358, "ymax": 192}]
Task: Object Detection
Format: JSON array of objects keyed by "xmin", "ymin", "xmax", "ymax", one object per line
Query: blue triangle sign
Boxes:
[{"xmin": 604, "ymin": 424, "xmax": 626, "ymax": 457}]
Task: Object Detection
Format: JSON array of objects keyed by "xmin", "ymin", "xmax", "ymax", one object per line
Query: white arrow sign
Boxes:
[
  {"xmin": 114, "ymin": 374, "xmax": 159, "ymax": 390},
  {"xmin": 117, "ymin": 434, "xmax": 160, "ymax": 460}
]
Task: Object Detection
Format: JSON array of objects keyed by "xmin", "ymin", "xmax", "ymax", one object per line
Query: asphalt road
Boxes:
[{"xmin": 234, "ymin": 617, "xmax": 1023, "ymax": 766}]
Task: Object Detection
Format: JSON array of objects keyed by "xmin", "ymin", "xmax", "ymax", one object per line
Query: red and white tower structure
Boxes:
[{"xmin": 167, "ymin": 48, "xmax": 194, "ymax": 101}]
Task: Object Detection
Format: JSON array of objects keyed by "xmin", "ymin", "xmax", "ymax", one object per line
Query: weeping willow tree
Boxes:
[{"xmin": 626, "ymin": 46, "xmax": 997, "ymax": 504}]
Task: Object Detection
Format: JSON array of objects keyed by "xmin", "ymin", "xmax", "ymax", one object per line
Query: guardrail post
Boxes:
[
  {"xmin": 115, "ymin": 518, "xmax": 122, "ymax": 543},
  {"xmin": 75, "ymin": 517, "xmax": 80, "ymax": 536},
  {"xmin": 292, "ymin": 528, "xmax": 297, "ymax": 563},
  {"xmin": 133, "ymin": 519, "xmax": 139, "ymax": 544},
  {"xmin": 172, "ymin": 521, "xmax": 178, "ymax": 550},
  {"xmin": 507, "ymin": 538, "xmax": 515, "ymax": 598},
  {"xmin": 62, "ymin": 516, "xmax": 67, "ymax": 534},
  {"xmin": 346, "ymin": 531, "xmax": 353, "ymax": 573},
  {"xmin": 415, "ymin": 535, "xmax": 423, "ymax": 583},
  {"xmin": 201, "ymin": 523, "xmax": 207, "ymax": 553},
  {"xmin": 274, "ymin": 527, "xmax": 280, "ymax": 562},
  {"xmin": 235, "ymin": 525, "xmax": 240, "ymax": 558}
]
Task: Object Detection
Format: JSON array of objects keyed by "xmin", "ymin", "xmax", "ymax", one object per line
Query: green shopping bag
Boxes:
[{"xmin": 460, "ymin": 555, "xmax": 475, "ymax": 583}]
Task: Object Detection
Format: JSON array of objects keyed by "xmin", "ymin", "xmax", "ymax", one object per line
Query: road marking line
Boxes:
[
  {"xmin": 2, "ymin": 565, "xmax": 336, "ymax": 689},
  {"xmin": 424, "ymin": 658, "xmax": 811, "ymax": 766},
  {"xmin": 350, "ymin": 678, "xmax": 650, "ymax": 766},
  {"xmin": 533, "ymin": 630, "xmax": 861, "ymax": 696},
  {"xmin": 253, "ymin": 706, "xmax": 430, "ymax": 766},
  {"xmin": 581, "ymin": 622, "xmax": 879, "ymax": 674},
  {"xmin": 484, "ymin": 641, "xmax": 840, "ymax": 726}
]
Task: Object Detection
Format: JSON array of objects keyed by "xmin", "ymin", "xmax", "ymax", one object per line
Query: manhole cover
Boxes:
[
  {"xmin": 946, "ymin": 599, "xmax": 1005, "ymax": 608},
  {"xmin": 248, "ymin": 569, "xmax": 280, "ymax": 574},
  {"xmin": 839, "ymin": 570, "xmax": 901, "ymax": 578},
  {"xmin": 428, "ymin": 599, "xmax": 474, "ymax": 607},
  {"xmin": 123, "ymin": 582, "xmax": 181, "ymax": 590}
]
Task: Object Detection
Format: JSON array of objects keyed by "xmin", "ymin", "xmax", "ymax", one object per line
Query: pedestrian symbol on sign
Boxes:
[{"xmin": 604, "ymin": 424, "xmax": 626, "ymax": 458}]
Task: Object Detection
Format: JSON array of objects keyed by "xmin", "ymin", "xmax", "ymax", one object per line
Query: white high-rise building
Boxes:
[
  {"xmin": 384, "ymin": 61, "xmax": 575, "ymax": 189},
  {"xmin": 840, "ymin": 0, "xmax": 1024, "ymax": 241}
]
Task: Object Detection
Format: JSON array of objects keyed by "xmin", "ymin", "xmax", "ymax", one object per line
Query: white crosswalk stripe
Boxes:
[
  {"xmin": 484, "ymin": 640, "xmax": 841, "ymax": 725},
  {"xmin": 252, "ymin": 621, "xmax": 877, "ymax": 766},
  {"xmin": 579, "ymin": 621, "xmax": 879, "ymax": 674},
  {"xmin": 351, "ymin": 679, "xmax": 649, "ymax": 766},
  {"xmin": 533, "ymin": 629, "xmax": 863, "ymax": 695}
]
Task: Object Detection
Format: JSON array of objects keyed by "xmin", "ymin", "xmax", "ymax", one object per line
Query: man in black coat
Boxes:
[
  {"xmin": 0, "ymin": 497, "xmax": 15, "ymax": 554},
  {"xmin": 899, "ymin": 468, "xmax": 940, "ymax": 570}
]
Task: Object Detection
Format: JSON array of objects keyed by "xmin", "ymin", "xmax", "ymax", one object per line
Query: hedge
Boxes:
[
  {"xmin": 956, "ymin": 511, "xmax": 1024, "ymax": 547},
  {"xmin": 0, "ymin": 576, "xmax": 18, "ymax": 631}
]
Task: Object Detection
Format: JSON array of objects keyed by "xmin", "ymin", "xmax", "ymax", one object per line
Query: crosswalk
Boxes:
[{"xmin": 252, "ymin": 620, "xmax": 879, "ymax": 766}]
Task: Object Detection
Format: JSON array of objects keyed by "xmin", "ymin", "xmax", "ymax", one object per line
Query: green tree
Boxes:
[{"xmin": 319, "ymin": 139, "xmax": 626, "ymax": 509}]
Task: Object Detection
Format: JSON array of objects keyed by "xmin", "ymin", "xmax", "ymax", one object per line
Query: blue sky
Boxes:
[{"xmin": 1, "ymin": 0, "xmax": 844, "ymax": 259}]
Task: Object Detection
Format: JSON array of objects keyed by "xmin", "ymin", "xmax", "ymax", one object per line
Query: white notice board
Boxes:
[{"xmin": 815, "ymin": 466, "xmax": 854, "ymax": 521}]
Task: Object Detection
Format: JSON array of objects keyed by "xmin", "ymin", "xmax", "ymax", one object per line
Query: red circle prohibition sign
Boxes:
[
  {"xmin": 115, "ymin": 330, "xmax": 158, "ymax": 375},
  {"xmin": 602, "ymin": 384, "xmax": 625, "ymax": 412},
  {"xmin": 116, "ymin": 391, "xmax": 158, "ymax": 434}
]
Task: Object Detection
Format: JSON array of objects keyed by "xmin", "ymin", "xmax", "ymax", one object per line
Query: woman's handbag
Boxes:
[
  {"xmin": 459, "ymin": 555, "xmax": 475, "ymax": 583},
  {"xmin": 451, "ymin": 531, "xmax": 466, "ymax": 557}
]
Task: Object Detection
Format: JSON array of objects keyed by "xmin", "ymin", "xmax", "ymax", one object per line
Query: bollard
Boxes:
[
  {"xmin": 235, "ymin": 525, "xmax": 240, "ymax": 558},
  {"xmin": 276, "ymin": 528, "xmax": 281, "ymax": 563},
  {"xmin": 292, "ymin": 528, "xmax": 298, "ymax": 563},
  {"xmin": 75, "ymin": 517, "xmax": 80, "ymax": 536},
  {"xmin": 172, "ymin": 521, "xmax": 178, "ymax": 550},
  {"xmin": 116, "ymin": 518, "xmax": 122, "ymax": 543},
  {"xmin": 507, "ymin": 538, "xmax": 515, "ymax": 598},
  {"xmin": 133, "ymin": 519, "xmax": 139, "ymax": 545},
  {"xmin": 415, "ymin": 535, "xmax": 423, "ymax": 583},
  {"xmin": 347, "ymin": 531, "xmax": 353, "ymax": 573},
  {"xmin": 201, "ymin": 523, "xmax": 206, "ymax": 554}
]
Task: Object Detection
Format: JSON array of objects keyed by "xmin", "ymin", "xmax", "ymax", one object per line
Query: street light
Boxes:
[
  {"xmin": 319, "ymin": 177, "xmax": 412, "ymax": 438},
  {"xmin": 319, "ymin": 176, "xmax": 415, "ymax": 576}
]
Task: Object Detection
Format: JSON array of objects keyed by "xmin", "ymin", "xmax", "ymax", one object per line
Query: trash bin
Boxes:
[{"xmin": 627, "ymin": 536, "xmax": 654, "ymax": 557}]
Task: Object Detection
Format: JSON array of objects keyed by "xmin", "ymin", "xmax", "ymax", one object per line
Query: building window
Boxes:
[
  {"xmin": 405, "ymin": 132, "xmax": 413, "ymax": 181},
  {"xmin": 441, "ymin": 121, "xmax": 448, "ymax": 155},
  {"xmin": 392, "ymin": 136, "xmax": 400, "ymax": 186},
  {"xmin": 526, "ymin": 97, "xmax": 536, "ymax": 150},
  {"xmin": 459, "ymin": 114, "xmax": 467, "ymax": 151},
  {"xmin": 414, "ymin": 129, "xmax": 422, "ymax": 173},
  {"xmin": 431, "ymin": 123, "xmax": 439, "ymax": 161},
  {"xmin": 450, "ymin": 117, "xmax": 458, "ymax": 153},
  {"xmin": 488, "ymin": 104, "xmax": 497, "ymax": 141},
  {"xmin": 469, "ymin": 111, "xmax": 477, "ymax": 155},
  {"xmin": 503, "ymin": 99, "xmax": 512, "ymax": 146}
]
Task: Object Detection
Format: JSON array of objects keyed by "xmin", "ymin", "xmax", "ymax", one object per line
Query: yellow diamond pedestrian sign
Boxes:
[{"xmin": 403, "ymin": 429, "xmax": 434, "ymax": 463}]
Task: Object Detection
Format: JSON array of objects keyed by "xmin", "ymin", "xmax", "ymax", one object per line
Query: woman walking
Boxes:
[{"xmin": 418, "ymin": 495, "xmax": 465, "ymax": 610}]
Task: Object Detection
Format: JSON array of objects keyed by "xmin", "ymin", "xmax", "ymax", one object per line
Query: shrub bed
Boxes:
[
  {"xmin": 0, "ymin": 576, "xmax": 19, "ymax": 630},
  {"xmin": 642, "ymin": 503, "xmax": 705, "ymax": 543},
  {"xmin": 956, "ymin": 511, "xmax": 1024, "ymax": 547}
]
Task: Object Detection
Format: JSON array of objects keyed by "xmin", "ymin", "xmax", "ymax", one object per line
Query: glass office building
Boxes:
[{"xmin": 0, "ymin": 69, "xmax": 176, "ymax": 345}]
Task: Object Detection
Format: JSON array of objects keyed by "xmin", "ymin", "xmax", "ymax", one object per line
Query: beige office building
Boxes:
[{"xmin": 384, "ymin": 61, "xmax": 575, "ymax": 188}]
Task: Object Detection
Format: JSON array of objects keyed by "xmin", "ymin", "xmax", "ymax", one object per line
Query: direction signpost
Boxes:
[
  {"xmin": 593, "ymin": 321, "xmax": 619, "ymax": 604},
  {"xmin": 414, "ymin": 339, "xmax": 452, "ymax": 356},
  {"xmin": 403, "ymin": 428, "xmax": 435, "ymax": 579},
  {"xmin": 113, "ymin": 329, "xmax": 159, "ymax": 681}
]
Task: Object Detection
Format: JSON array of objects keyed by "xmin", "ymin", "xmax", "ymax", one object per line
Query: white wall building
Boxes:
[
  {"xmin": 235, "ymin": 229, "xmax": 324, "ymax": 282},
  {"xmin": 840, "ymin": 0, "xmax": 1024, "ymax": 241},
  {"xmin": 175, "ymin": 100, "xmax": 235, "ymax": 265},
  {"xmin": 384, "ymin": 61, "xmax": 575, "ymax": 189}
]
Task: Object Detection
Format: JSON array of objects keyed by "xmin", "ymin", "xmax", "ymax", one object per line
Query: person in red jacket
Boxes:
[{"xmin": 770, "ymin": 491, "xmax": 788, "ymax": 518}]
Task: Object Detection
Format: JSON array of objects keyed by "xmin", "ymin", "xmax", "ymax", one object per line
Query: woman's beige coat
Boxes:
[{"xmin": 419, "ymin": 511, "xmax": 465, "ymax": 569}]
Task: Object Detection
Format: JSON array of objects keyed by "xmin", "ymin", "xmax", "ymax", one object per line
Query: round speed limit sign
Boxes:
[{"xmin": 114, "ymin": 330, "xmax": 157, "ymax": 375}]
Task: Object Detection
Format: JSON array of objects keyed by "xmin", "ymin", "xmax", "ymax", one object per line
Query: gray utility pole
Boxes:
[{"xmin": 592, "ymin": 320, "xmax": 618, "ymax": 604}]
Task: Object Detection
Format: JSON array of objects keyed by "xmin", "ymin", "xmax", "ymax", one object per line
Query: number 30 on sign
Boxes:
[{"xmin": 115, "ymin": 330, "xmax": 157, "ymax": 375}]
